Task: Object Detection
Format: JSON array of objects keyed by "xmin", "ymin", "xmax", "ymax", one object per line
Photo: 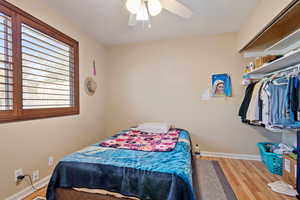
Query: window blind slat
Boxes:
[
  {"xmin": 0, "ymin": 29, "xmax": 12, "ymax": 36},
  {"xmin": 0, "ymin": 84, "xmax": 12, "ymax": 90},
  {"xmin": 0, "ymin": 69, "xmax": 12, "ymax": 77},
  {"xmin": 0, "ymin": 99, "xmax": 13, "ymax": 106},
  {"xmin": 23, "ymin": 104, "xmax": 71, "ymax": 109},
  {"xmin": 22, "ymin": 39, "xmax": 73, "ymax": 59},
  {"xmin": 0, "ymin": 37, "xmax": 12, "ymax": 43},
  {"xmin": 0, "ymin": 91, "xmax": 12, "ymax": 98},
  {"xmin": 23, "ymin": 85, "xmax": 70, "ymax": 92},
  {"xmin": 23, "ymin": 65, "xmax": 72, "ymax": 78},
  {"xmin": 0, "ymin": 21, "xmax": 12, "ymax": 29},
  {"xmin": 0, "ymin": 90, "xmax": 13, "ymax": 93},
  {"xmin": 23, "ymin": 92, "xmax": 70, "ymax": 96},
  {"xmin": 22, "ymin": 31, "xmax": 72, "ymax": 55},
  {"xmin": 23, "ymin": 71, "xmax": 72, "ymax": 82},
  {"xmin": 22, "ymin": 79, "xmax": 70, "ymax": 87},
  {"xmin": 22, "ymin": 24, "xmax": 70, "ymax": 50},
  {"xmin": 22, "ymin": 52, "xmax": 71, "ymax": 68},
  {"xmin": 0, "ymin": 44, "xmax": 12, "ymax": 52},
  {"xmin": 23, "ymin": 59, "xmax": 73, "ymax": 74},
  {"xmin": 23, "ymin": 100, "xmax": 71, "ymax": 105},
  {"xmin": 0, "ymin": 74, "xmax": 12, "ymax": 79},
  {"xmin": 22, "ymin": 45, "xmax": 72, "ymax": 64}
]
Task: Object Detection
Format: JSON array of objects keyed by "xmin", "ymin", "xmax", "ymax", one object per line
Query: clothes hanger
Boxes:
[{"xmin": 272, "ymin": 71, "xmax": 289, "ymax": 85}]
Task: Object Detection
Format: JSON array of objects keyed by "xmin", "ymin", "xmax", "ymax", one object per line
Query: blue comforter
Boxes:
[{"xmin": 46, "ymin": 129, "xmax": 195, "ymax": 200}]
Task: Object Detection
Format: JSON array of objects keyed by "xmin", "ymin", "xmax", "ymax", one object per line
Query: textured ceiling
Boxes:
[{"xmin": 44, "ymin": 0, "xmax": 259, "ymax": 45}]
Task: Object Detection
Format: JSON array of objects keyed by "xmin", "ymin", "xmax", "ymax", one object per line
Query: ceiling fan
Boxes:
[{"xmin": 126, "ymin": 0, "xmax": 193, "ymax": 27}]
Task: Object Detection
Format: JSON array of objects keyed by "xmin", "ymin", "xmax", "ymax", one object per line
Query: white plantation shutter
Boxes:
[
  {"xmin": 21, "ymin": 24, "xmax": 75, "ymax": 109},
  {"xmin": 0, "ymin": 12, "xmax": 12, "ymax": 111}
]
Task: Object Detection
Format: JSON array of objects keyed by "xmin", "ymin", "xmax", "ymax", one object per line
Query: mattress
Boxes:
[{"xmin": 47, "ymin": 129, "xmax": 195, "ymax": 200}]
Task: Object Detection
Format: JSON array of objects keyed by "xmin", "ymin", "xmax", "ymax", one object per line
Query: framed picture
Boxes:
[{"xmin": 211, "ymin": 73, "xmax": 232, "ymax": 97}]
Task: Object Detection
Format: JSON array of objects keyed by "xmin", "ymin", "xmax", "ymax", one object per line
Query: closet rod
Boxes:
[{"xmin": 263, "ymin": 63, "xmax": 300, "ymax": 77}]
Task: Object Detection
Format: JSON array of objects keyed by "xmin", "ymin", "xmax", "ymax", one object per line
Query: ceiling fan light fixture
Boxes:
[
  {"xmin": 136, "ymin": 1, "xmax": 149, "ymax": 21},
  {"xmin": 126, "ymin": 0, "xmax": 141, "ymax": 14},
  {"xmin": 148, "ymin": 0, "xmax": 162, "ymax": 16}
]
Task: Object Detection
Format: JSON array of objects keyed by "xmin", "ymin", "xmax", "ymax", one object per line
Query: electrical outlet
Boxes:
[
  {"xmin": 48, "ymin": 156, "xmax": 54, "ymax": 166},
  {"xmin": 32, "ymin": 170, "xmax": 39, "ymax": 182},
  {"xmin": 14, "ymin": 168, "xmax": 23, "ymax": 182}
]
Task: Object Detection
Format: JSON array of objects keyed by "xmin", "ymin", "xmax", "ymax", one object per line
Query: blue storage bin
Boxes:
[{"xmin": 257, "ymin": 142, "xmax": 283, "ymax": 176}]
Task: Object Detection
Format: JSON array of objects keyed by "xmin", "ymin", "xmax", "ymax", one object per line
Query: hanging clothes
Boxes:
[
  {"xmin": 238, "ymin": 82, "xmax": 256, "ymax": 123},
  {"xmin": 281, "ymin": 75, "xmax": 300, "ymax": 129},
  {"xmin": 247, "ymin": 79, "xmax": 265, "ymax": 123},
  {"xmin": 259, "ymin": 79, "xmax": 279, "ymax": 131},
  {"xmin": 268, "ymin": 77, "xmax": 289, "ymax": 127},
  {"xmin": 239, "ymin": 70, "xmax": 300, "ymax": 131}
]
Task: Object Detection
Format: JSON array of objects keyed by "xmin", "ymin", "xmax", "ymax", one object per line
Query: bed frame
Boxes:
[{"xmin": 56, "ymin": 188, "xmax": 133, "ymax": 200}]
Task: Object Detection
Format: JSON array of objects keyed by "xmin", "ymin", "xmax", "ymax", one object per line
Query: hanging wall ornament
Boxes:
[
  {"xmin": 84, "ymin": 77, "xmax": 97, "ymax": 96},
  {"xmin": 84, "ymin": 60, "xmax": 97, "ymax": 96}
]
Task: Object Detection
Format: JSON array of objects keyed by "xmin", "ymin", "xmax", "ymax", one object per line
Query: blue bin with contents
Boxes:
[{"xmin": 257, "ymin": 142, "xmax": 283, "ymax": 176}]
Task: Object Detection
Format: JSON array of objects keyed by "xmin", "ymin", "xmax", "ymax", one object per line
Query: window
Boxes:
[{"xmin": 0, "ymin": 1, "xmax": 79, "ymax": 122}]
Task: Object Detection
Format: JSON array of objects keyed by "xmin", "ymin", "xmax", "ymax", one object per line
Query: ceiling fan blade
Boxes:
[
  {"xmin": 128, "ymin": 14, "xmax": 137, "ymax": 26},
  {"xmin": 161, "ymin": 0, "xmax": 192, "ymax": 18}
]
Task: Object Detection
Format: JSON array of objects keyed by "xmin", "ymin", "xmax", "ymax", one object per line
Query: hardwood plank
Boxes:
[{"xmin": 23, "ymin": 187, "xmax": 46, "ymax": 200}]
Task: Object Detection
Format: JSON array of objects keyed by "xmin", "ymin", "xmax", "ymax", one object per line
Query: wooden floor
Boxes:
[
  {"xmin": 24, "ymin": 187, "xmax": 46, "ymax": 200},
  {"xmin": 201, "ymin": 157, "xmax": 296, "ymax": 200},
  {"xmin": 24, "ymin": 157, "xmax": 296, "ymax": 200}
]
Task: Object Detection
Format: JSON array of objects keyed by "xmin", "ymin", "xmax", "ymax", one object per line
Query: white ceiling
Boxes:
[{"xmin": 44, "ymin": 0, "xmax": 259, "ymax": 45}]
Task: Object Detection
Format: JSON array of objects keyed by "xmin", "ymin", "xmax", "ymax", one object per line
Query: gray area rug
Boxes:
[{"xmin": 193, "ymin": 159, "xmax": 237, "ymax": 200}]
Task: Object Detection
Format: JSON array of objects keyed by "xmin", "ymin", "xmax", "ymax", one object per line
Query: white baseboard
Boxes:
[
  {"xmin": 6, "ymin": 175, "xmax": 51, "ymax": 200},
  {"xmin": 200, "ymin": 151, "xmax": 261, "ymax": 161}
]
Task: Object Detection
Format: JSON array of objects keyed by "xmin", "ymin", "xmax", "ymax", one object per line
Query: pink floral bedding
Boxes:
[{"xmin": 99, "ymin": 129, "xmax": 180, "ymax": 152}]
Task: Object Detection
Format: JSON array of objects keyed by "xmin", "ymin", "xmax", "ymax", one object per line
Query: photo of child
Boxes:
[{"xmin": 212, "ymin": 74, "xmax": 232, "ymax": 97}]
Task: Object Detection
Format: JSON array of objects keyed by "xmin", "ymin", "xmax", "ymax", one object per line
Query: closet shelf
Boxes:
[
  {"xmin": 265, "ymin": 28, "xmax": 300, "ymax": 54},
  {"xmin": 247, "ymin": 49, "xmax": 300, "ymax": 77}
]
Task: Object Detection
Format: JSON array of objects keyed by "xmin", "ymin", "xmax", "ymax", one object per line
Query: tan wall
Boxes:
[
  {"xmin": 106, "ymin": 33, "xmax": 274, "ymax": 156},
  {"xmin": 1, "ymin": 0, "xmax": 108, "ymax": 199},
  {"xmin": 237, "ymin": 0, "xmax": 294, "ymax": 51}
]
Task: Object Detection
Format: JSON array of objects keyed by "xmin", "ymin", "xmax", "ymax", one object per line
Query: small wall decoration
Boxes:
[
  {"xmin": 211, "ymin": 73, "xmax": 232, "ymax": 97},
  {"xmin": 84, "ymin": 77, "xmax": 97, "ymax": 96},
  {"xmin": 84, "ymin": 60, "xmax": 97, "ymax": 96}
]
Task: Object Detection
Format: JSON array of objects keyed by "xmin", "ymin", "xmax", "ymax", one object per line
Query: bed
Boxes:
[{"xmin": 46, "ymin": 128, "xmax": 195, "ymax": 200}]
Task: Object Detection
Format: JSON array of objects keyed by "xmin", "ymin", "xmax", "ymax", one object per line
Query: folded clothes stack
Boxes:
[
  {"xmin": 265, "ymin": 143, "xmax": 295, "ymax": 155},
  {"xmin": 273, "ymin": 143, "xmax": 294, "ymax": 155}
]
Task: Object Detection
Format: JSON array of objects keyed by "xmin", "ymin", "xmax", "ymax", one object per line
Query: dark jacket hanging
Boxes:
[{"xmin": 238, "ymin": 82, "xmax": 257, "ymax": 123}]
